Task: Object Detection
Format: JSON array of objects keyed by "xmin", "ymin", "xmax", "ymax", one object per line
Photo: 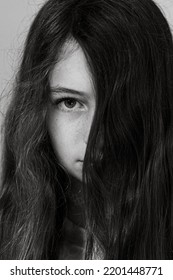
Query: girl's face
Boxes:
[{"xmin": 47, "ymin": 40, "xmax": 95, "ymax": 181}]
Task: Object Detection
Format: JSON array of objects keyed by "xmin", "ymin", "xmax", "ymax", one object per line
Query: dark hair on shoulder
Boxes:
[{"xmin": 0, "ymin": 0, "xmax": 173, "ymax": 259}]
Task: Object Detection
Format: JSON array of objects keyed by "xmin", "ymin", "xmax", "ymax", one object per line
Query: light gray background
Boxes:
[{"xmin": 0, "ymin": 0, "xmax": 173, "ymax": 154}]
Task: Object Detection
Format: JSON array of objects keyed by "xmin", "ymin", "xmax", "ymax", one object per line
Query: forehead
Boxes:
[{"xmin": 50, "ymin": 39, "xmax": 94, "ymax": 94}]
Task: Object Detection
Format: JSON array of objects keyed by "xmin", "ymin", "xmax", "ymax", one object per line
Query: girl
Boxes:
[{"xmin": 0, "ymin": 0, "xmax": 173, "ymax": 259}]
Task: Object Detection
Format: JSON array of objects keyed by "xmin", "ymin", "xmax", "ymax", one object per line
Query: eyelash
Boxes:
[{"xmin": 51, "ymin": 97, "xmax": 85, "ymax": 112}]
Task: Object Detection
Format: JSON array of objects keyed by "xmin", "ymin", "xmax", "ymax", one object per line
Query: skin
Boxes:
[{"xmin": 47, "ymin": 40, "xmax": 96, "ymax": 226}]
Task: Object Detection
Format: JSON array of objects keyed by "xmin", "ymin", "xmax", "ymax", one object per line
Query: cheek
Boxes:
[{"xmin": 48, "ymin": 114, "xmax": 82, "ymax": 158}]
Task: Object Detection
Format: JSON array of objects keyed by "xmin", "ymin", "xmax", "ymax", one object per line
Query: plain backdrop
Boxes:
[{"xmin": 0, "ymin": 0, "xmax": 173, "ymax": 153}]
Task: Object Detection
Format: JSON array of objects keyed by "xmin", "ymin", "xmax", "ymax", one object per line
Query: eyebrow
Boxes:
[{"xmin": 50, "ymin": 86, "xmax": 87, "ymax": 97}]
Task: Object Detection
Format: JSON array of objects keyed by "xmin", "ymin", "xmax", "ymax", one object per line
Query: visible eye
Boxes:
[
  {"xmin": 63, "ymin": 99, "xmax": 77, "ymax": 109},
  {"xmin": 52, "ymin": 98, "xmax": 85, "ymax": 112}
]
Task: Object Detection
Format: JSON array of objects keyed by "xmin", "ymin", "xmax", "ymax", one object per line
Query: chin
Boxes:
[
  {"xmin": 73, "ymin": 172, "xmax": 83, "ymax": 182},
  {"xmin": 64, "ymin": 162, "xmax": 83, "ymax": 182},
  {"xmin": 69, "ymin": 169, "xmax": 83, "ymax": 182}
]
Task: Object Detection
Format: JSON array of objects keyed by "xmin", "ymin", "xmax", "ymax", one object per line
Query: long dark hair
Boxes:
[{"xmin": 0, "ymin": 0, "xmax": 173, "ymax": 259}]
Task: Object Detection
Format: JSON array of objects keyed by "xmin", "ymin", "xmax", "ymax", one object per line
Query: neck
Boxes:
[{"xmin": 66, "ymin": 176, "xmax": 85, "ymax": 228}]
